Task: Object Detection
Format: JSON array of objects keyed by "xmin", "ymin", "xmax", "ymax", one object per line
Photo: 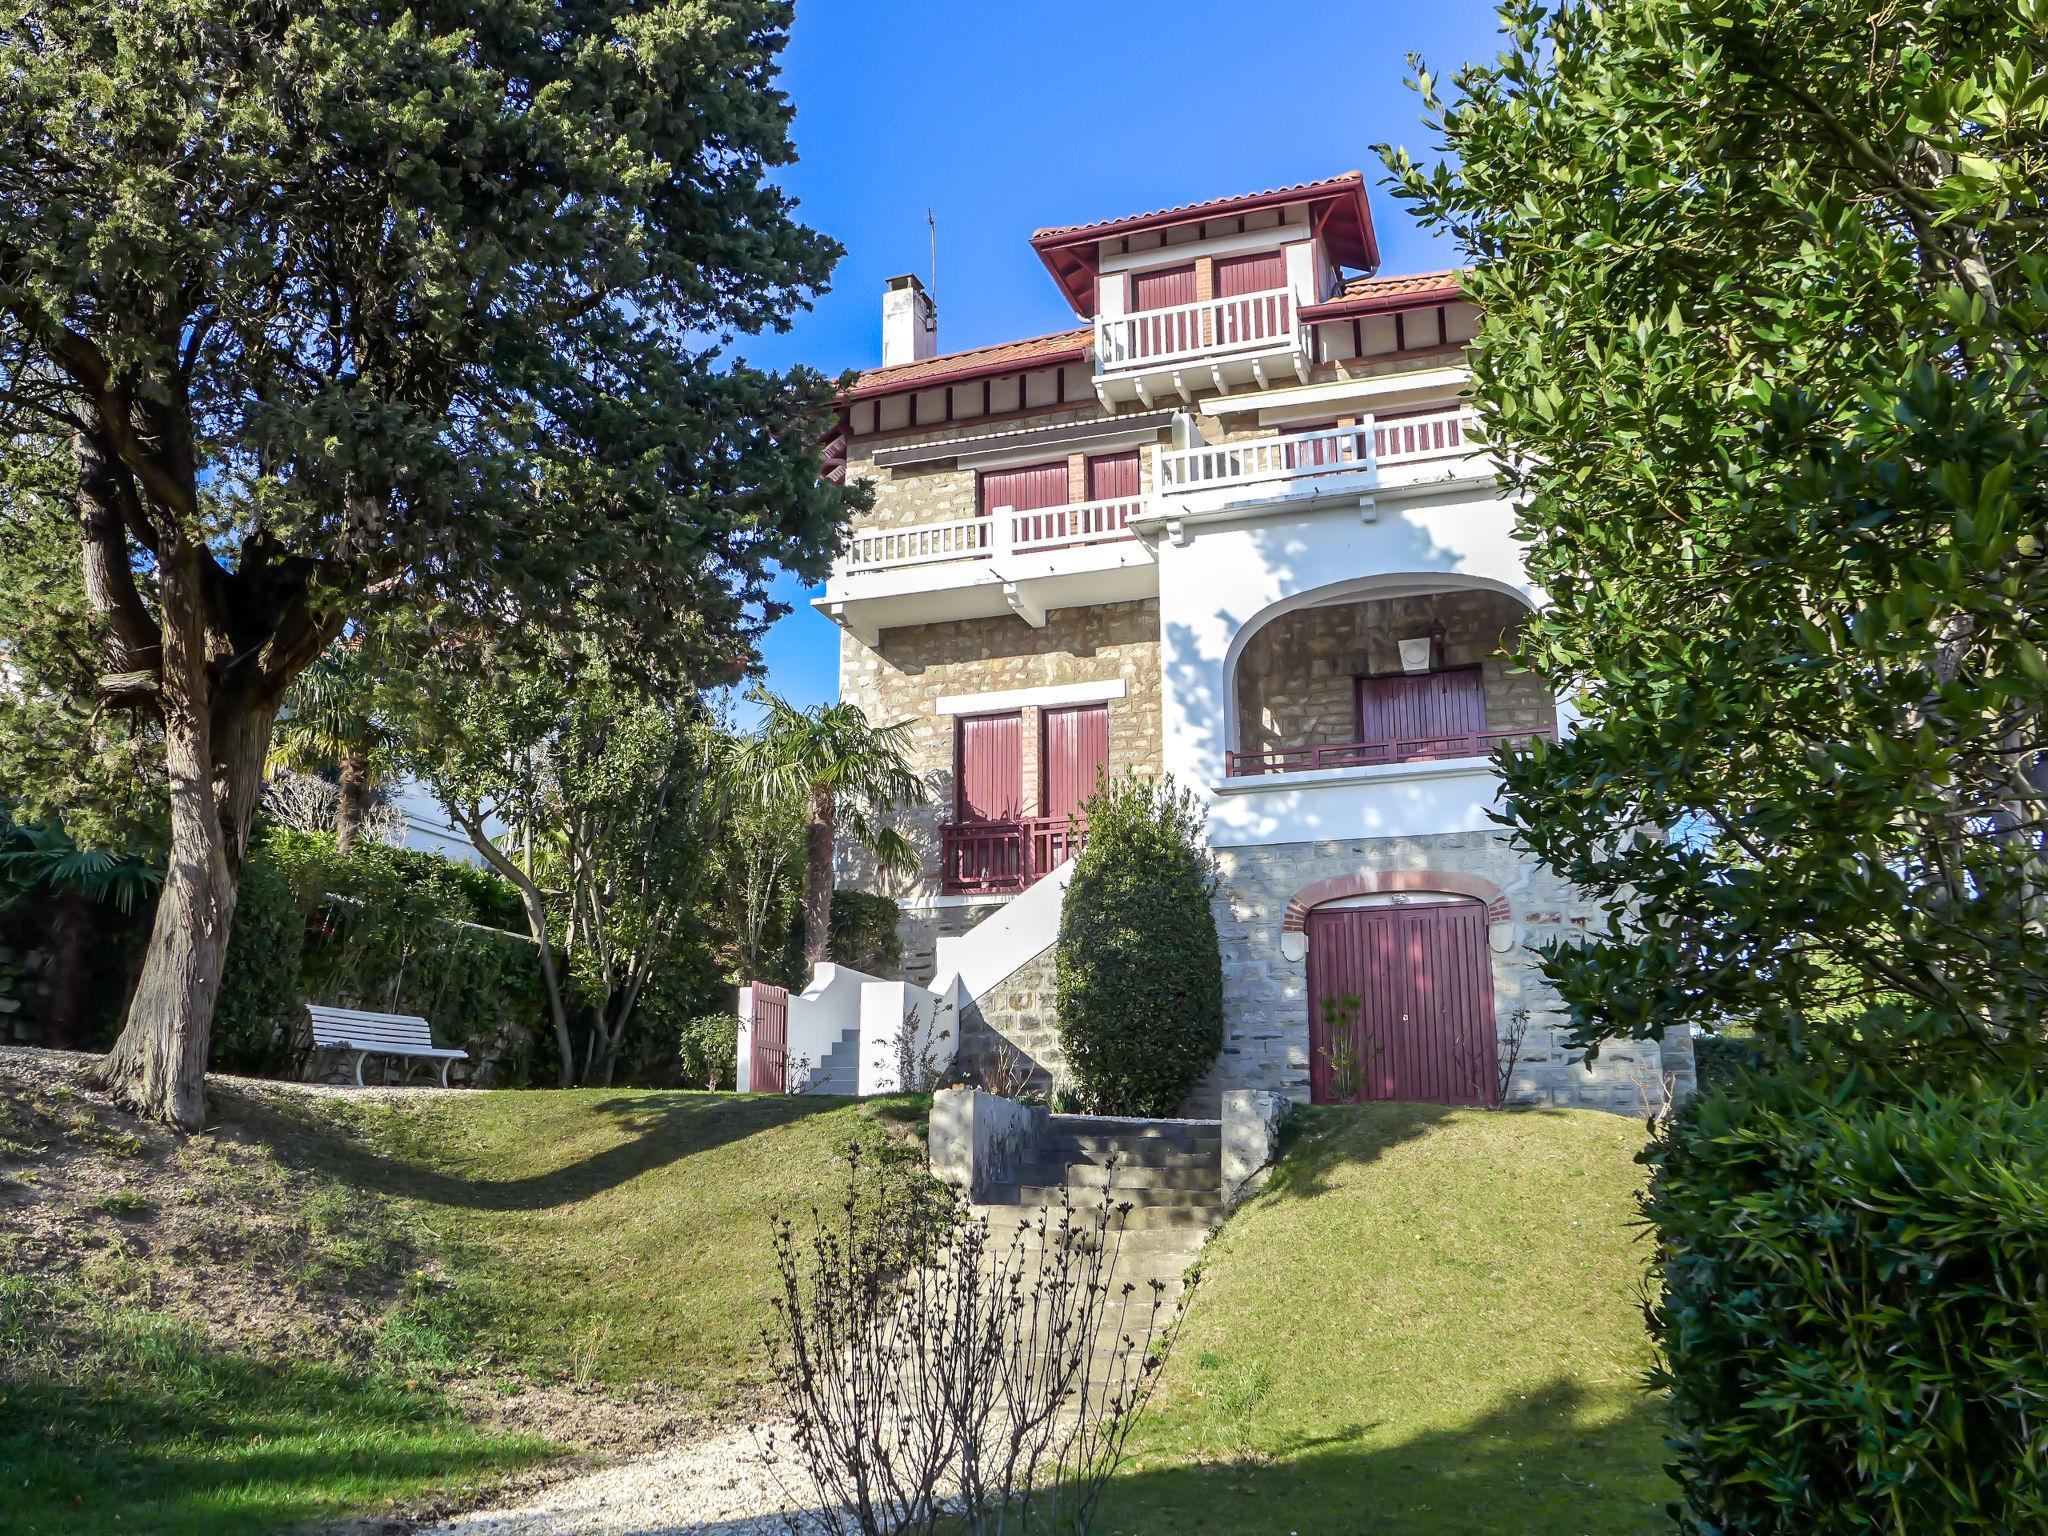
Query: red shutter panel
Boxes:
[
  {"xmin": 1128, "ymin": 263, "xmax": 1197, "ymax": 311},
  {"xmin": 955, "ymin": 713, "xmax": 1022, "ymax": 823},
  {"xmin": 977, "ymin": 462, "xmax": 1070, "ymax": 516},
  {"xmin": 1041, "ymin": 703, "xmax": 1110, "ymax": 822},
  {"xmin": 1127, "ymin": 264, "xmax": 1199, "ymax": 361},
  {"xmin": 1356, "ymin": 669, "xmax": 1485, "ymax": 755},
  {"xmin": 1215, "ymin": 249, "xmax": 1287, "ymax": 296},
  {"xmin": 1084, "ymin": 451, "xmax": 1139, "ymax": 502}
]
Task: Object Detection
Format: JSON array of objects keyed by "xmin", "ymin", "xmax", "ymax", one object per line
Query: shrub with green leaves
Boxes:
[
  {"xmin": 1054, "ymin": 775, "xmax": 1222, "ymax": 1117},
  {"xmin": 827, "ymin": 890, "xmax": 902, "ymax": 977},
  {"xmin": 1645, "ymin": 1067, "xmax": 2048, "ymax": 1534},
  {"xmin": 210, "ymin": 851, "xmax": 306, "ymax": 1073},
  {"xmin": 677, "ymin": 1014, "xmax": 739, "ymax": 1091}
]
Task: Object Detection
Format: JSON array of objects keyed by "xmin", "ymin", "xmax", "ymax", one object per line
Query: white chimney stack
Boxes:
[{"xmin": 881, "ymin": 273, "xmax": 937, "ymax": 367}]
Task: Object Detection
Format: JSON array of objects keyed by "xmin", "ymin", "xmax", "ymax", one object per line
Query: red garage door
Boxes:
[{"xmin": 1306, "ymin": 900, "xmax": 1496, "ymax": 1105}]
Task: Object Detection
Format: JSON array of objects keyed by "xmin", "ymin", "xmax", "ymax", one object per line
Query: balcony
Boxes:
[
  {"xmin": 940, "ymin": 815, "xmax": 1085, "ymax": 896},
  {"xmin": 819, "ymin": 494, "xmax": 1157, "ymax": 641},
  {"xmin": 1154, "ymin": 406, "xmax": 1481, "ymax": 519},
  {"xmin": 1092, "ymin": 287, "xmax": 1310, "ymax": 405},
  {"xmin": 1225, "ymin": 725, "xmax": 1555, "ymax": 778}
]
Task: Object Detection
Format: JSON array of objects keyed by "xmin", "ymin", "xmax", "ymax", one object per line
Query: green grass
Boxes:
[
  {"xmin": 1101, "ymin": 1104, "xmax": 1669, "ymax": 1536},
  {"xmin": 1, "ymin": 1082, "xmax": 915, "ymax": 1536}
]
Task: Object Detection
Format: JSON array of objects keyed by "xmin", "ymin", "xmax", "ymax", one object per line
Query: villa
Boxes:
[{"xmin": 744, "ymin": 172, "xmax": 1691, "ymax": 1115}]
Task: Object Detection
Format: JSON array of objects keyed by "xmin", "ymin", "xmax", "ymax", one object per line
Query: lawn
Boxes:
[
  {"xmin": 1100, "ymin": 1103, "xmax": 1670, "ymax": 1536},
  {"xmin": 0, "ymin": 1061, "xmax": 914, "ymax": 1536}
]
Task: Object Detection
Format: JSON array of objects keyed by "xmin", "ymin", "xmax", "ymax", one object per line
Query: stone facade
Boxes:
[
  {"xmin": 837, "ymin": 598, "xmax": 1164, "ymax": 983},
  {"xmin": 1234, "ymin": 590, "xmax": 1551, "ymax": 756},
  {"xmin": 955, "ymin": 946, "xmax": 1062, "ymax": 1095},
  {"xmin": 1196, "ymin": 830, "xmax": 1691, "ymax": 1116}
]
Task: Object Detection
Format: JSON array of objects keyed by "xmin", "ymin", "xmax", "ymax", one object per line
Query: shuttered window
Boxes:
[
  {"xmin": 1040, "ymin": 704, "xmax": 1110, "ymax": 822},
  {"xmin": 1127, "ymin": 263, "xmax": 1197, "ymax": 311},
  {"xmin": 977, "ymin": 462, "xmax": 1069, "ymax": 518},
  {"xmin": 1215, "ymin": 248, "xmax": 1287, "ymax": 296},
  {"xmin": 1356, "ymin": 668, "xmax": 1485, "ymax": 752},
  {"xmin": 954, "ymin": 712, "xmax": 1022, "ymax": 823}
]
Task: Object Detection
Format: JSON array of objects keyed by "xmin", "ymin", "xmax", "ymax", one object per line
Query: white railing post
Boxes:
[{"xmin": 991, "ymin": 504, "xmax": 1016, "ymax": 561}]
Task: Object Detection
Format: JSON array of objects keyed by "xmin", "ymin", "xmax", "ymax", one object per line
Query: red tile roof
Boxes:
[
  {"xmin": 1301, "ymin": 268, "xmax": 1465, "ymax": 320},
  {"xmin": 1031, "ymin": 172, "xmax": 1381, "ymax": 316},
  {"xmin": 845, "ymin": 327, "xmax": 1092, "ymax": 400},
  {"xmin": 1030, "ymin": 172, "xmax": 1369, "ymax": 242}
]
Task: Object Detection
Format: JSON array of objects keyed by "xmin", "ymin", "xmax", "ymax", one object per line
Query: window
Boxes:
[{"xmin": 1355, "ymin": 668, "xmax": 1485, "ymax": 757}]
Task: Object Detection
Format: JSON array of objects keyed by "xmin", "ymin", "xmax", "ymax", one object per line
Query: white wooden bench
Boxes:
[{"xmin": 307, "ymin": 1004, "xmax": 469, "ymax": 1088}]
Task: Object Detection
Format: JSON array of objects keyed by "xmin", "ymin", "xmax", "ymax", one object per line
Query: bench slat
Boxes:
[{"xmin": 306, "ymin": 1003, "xmax": 467, "ymax": 1061}]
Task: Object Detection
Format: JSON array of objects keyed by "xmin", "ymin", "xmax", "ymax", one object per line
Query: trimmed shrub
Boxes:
[
  {"xmin": 1645, "ymin": 1067, "xmax": 2048, "ymax": 1534},
  {"xmin": 828, "ymin": 890, "xmax": 902, "ymax": 977},
  {"xmin": 1690, "ymin": 1029, "xmax": 1765, "ymax": 1094},
  {"xmin": 210, "ymin": 851, "xmax": 306, "ymax": 1073},
  {"xmin": 677, "ymin": 1013, "xmax": 740, "ymax": 1091},
  {"xmin": 1053, "ymin": 775, "xmax": 1222, "ymax": 1116}
]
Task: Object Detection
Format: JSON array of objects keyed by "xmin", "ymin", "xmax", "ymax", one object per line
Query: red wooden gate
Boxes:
[
  {"xmin": 749, "ymin": 982, "xmax": 788, "ymax": 1094},
  {"xmin": 1041, "ymin": 702, "xmax": 1110, "ymax": 823},
  {"xmin": 1306, "ymin": 900, "xmax": 1496, "ymax": 1105}
]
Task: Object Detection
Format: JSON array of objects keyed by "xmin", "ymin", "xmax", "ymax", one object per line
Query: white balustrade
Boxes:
[
  {"xmin": 1095, "ymin": 287, "xmax": 1299, "ymax": 371},
  {"xmin": 1006, "ymin": 495, "xmax": 1142, "ymax": 556},
  {"xmin": 1154, "ymin": 406, "xmax": 1478, "ymax": 499},
  {"xmin": 840, "ymin": 496, "xmax": 1141, "ymax": 577},
  {"xmin": 842, "ymin": 515, "xmax": 992, "ymax": 573}
]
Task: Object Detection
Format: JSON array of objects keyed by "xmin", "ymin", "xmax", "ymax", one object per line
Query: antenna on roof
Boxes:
[{"xmin": 927, "ymin": 208, "xmax": 939, "ymax": 318}]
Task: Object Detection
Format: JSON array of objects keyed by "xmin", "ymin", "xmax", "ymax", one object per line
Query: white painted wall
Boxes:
[
  {"xmin": 856, "ymin": 980, "xmax": 958, "ymax": 1095},
  {"xmin": 1151, "ymin": 479, "xmax": 1544, "ymax": 843},
  {"xmin": 736, "ymin": 963, "xmax": 877, "ymax": 1093},
  {"xmin": 932, "ymin": 856, "xmax": 1074, "ymax": 1001}
]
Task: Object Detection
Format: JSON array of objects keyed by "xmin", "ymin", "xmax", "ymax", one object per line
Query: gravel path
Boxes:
[{"xmin": 419, "ymin": 1421, "xmax": 830, "ymax": 1536}]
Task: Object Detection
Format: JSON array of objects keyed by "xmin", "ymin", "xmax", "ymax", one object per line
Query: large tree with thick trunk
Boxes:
[{"xmin": 0, "ymin": 0, "xmax": 856, "ymax": 1127}]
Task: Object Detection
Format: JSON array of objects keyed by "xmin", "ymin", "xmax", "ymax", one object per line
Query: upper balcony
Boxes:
[
  {"xmin": 1151, "ymin": 404, "xmax": 1483, "ymax": 524},
  {"xmin": 1092, "ymin": 286, "xmax": 1308, "ymax": 405}
]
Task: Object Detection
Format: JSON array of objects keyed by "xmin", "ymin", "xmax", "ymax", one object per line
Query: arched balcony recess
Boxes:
[{"xmin": 1224, "ymin": 583, "xmax": 1554, "ymax": 777}]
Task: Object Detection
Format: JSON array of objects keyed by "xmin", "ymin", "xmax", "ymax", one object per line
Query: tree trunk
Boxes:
[
  {"xmin": 802, "ymin": 785, "xmax": 836, "ymax": 969},
  {"xmin": 335, "ymin": 755, "xmax": 370, "ymax": 856},
  {"xmin": 94, "ymin": 545, "xmax": 277, "ymax": 1130}
]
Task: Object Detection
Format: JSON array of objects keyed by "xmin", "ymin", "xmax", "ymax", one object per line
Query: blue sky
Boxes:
[{"xmin": 730, "ymin": 0, "xmax": 1502, "ymax": 718}]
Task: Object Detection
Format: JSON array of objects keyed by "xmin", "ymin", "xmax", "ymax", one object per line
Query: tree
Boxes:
[
  {"xmin": 742, "ymin": 693, "xmax": 924, "ymax": 971},
  {"xmin": 1380, "ymin": 0, "xmax": 2048, "ymax": 1077},
  {"xmin": 1054, "ymin": 775, "xmax": 1223, "ymax": 1116},
  {"xmin": 413, "ymin": 652, "xmax": 730, "ymax": 1087},
  {"xmin": 267, "ymin": 641, "xmax": 393, "ymax": 856},
  {"xmin": 0, "ymin": 0, "xmax": 858, "ymax": 1125}
]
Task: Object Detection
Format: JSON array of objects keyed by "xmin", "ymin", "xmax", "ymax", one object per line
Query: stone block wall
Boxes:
[
  {"xmin": 955, "ymin": 946, "xmax": 1062, "ymax": 1095},
  {"xmin": 1234, "ymin": 589, "xmax": 1553, "ymax": 756},
  {"xmin": 1195, "ymin": 829, "xmax": 1685, "ymax": 1117}
]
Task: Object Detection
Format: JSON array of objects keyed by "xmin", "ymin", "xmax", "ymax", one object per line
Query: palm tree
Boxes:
[
  {"xmin": 742, "ymin": 691, "xmax": 925, "ymax": 969},
  {"xmin": 268, "ymin": 640, "xmax": 393, "ymax": 856}
]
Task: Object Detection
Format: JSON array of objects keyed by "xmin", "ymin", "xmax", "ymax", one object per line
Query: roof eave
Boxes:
[
  {"xmin": 842, "ymin": 343, "xmax": 1092, "ymax": 404},
  {"xmin": 1299, "ymin": 282, "xmax": 1464, "ymax": 323}
]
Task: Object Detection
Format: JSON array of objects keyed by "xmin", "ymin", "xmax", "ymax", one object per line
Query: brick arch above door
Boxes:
[{"xmin": 1282, "ymin": 870, "xmax": 1511, "ymax": 932}]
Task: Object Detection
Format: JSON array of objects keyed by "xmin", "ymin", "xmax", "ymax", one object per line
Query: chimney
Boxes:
[{"xmin": 881, "ymin": 273, "xmax": 937, "ymax": 367}]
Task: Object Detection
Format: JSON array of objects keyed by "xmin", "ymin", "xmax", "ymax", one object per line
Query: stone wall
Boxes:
[
  {"xmin": 955, "ymin": 946, "xmax": 1061, "ymax": 1095},
  {"xmin": 838, "ymin": 597, "xmax": 1164, "ymax": 985},
  {"xmin": 1197, "ymin": 830, "xmax": 1685, "ymax": 1117},
  {"xmin": 1234, "ymin": 589, "xmax": 1552, "ymax": 755}
]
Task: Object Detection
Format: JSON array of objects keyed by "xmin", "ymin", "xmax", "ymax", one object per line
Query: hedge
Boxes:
[
  {"xmin": 1644, "ymin": 1066, "xmax": 2048, "ymax": 1533},
  {"xmin": 1053, "ymin": 775, "xmax": 1222, "ymax": 1116}
]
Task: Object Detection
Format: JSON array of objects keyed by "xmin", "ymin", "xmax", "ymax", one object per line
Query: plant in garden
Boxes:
[
  {"xmin": 676, "ymin": 1014, "xmax": 740, "ymax": 1092},
  {"xmin": 763, "ymin": 1142, "xmax": 1180, "ymax": 1536},
  {"xmin": 267, "ymin": 642, "xmax": 397, "ymax": 857},
  {"xmin": 0, "ymin": 0, "xmax": 858, "ymax": 1127},
  {"xmin": 1054, "ymin": 775, "xmax": 1223, "ymax": 1116},
  {"xmin": 1645, "ymin": 1069, "xmax": 2048, "ymax": 1533},
  {"xmin": 1317, "ymin": 993, "xmax": 1366, "ymax": 1104},
  {"xmin": 1380, "ymin": 0, "xmax": 2048, "ymax": 1080},
  {"xmin": 412, "ymin": 657, "xmax": 733, "ymax": 1087},
  {"xmin": 741, "ymin": 692, "xmax": 925, "ymax": 971}
]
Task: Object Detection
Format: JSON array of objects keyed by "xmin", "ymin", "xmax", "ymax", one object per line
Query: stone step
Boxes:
[
  {"xmin": 1041, "ymin": 1137, "xmax": 1218, "ymax": 1167},
  {"xmin": 1008, "ymin": 1180, "xmax": 1218, "ymax": 1212},
  {"xmin": 978, "ymin": 1200, "xmax": 1215, "ymax": 1233},
  {"xmin": 1014, "ymin": 1160, "xmax": 1221, "ymax": 1192},
  {"xmin": 1048, "ymin": 1114, "xmax": 1223, "ymax": 1141}
]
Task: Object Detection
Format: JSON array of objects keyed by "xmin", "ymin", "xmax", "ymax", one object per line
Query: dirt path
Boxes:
[{"xmin": 416, "ymin": 1420, "xmax": 826, "ymax": 1536}]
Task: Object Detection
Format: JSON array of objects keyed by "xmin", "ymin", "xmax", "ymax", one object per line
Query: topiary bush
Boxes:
[
  {"xmin": 1644, "ymin": 1065, "xmax": 2048, "ymax": 1534},
  {"xmin": 210, "ymin": 851, "xmax": 307, "ymax": 1073},
  {"xmin": 1053, "ymin": 775, "xmax": 1222, "ymax": 1117}
]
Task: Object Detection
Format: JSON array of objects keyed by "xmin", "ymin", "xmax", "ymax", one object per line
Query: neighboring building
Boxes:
[{"xmin": 811, "ymin": 172, "xmax": 1690, "ymax": 1115}]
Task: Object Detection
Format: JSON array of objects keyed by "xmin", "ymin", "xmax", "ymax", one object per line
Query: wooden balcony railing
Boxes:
[
  {"xmin": 1095, "ymin": 287, "xmax": 1299, "ymax": 372},
  {"xmin": 940, "ymin": 815, "xmax": 1086, "ymax": 895},
  {"xmin": 1224, "ymin": 725, "xmax": 1556, "ymax": 778}
]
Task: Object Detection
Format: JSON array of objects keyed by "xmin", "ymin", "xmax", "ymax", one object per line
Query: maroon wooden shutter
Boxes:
[
  {"xmin": 1356, "ymin": 669, "xmax": 1485, "ymax": 755},
  {"xmin": 978, "ymin": 462, "xmax": 1069, "ymax": 516},
  {"xmin": 1041, "ymin": 703, "xmax": 1110, "ymax": 822},
  {"xmin": 1085, "ymin": 451, "xmax": 1139, "ymax": 502},
  {"xmin": 1306, "ymin": 901, "xmax": 1495, "ymax": 1106},
  {"xmin": 1128, "ymin": 263, "xmax": 1197, "ymax": 311},
  {"xmin": 955, "ymin": 712, "xmax": 1022, "ymax": 823},
  {"xmin": 1215, "ymin": 249, "xmax": 1287, "ymax": 296}
]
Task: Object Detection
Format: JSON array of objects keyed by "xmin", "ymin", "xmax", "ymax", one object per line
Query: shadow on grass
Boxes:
[
  {"xmin": 215, "ymin": 1083, "xmax": 843, "ymax": 1214},
  {"xmin": 1105, "ymin": 1376, "xmax": 1672, "ymax": 1536},
  {"xmin": 0, "ymin": 1324, "xmax": 553, "ymax": 1536},
  {"xmin": 1261, "ymin": 1101, "xmax": 1458, "ymax": 1201}
]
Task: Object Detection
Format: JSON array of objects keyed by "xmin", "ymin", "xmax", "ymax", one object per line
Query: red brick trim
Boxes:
[{"xmin": 1283, "ymin": 870, "xmax": 1510, "ymax": 932}]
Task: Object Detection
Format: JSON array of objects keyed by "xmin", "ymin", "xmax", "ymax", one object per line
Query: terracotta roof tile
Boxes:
[
  {"xmin": 1031, "ymin": 172, "xmax": 1366, "ymax": 242},
  {"xmin": 1301, "ymin": 268, "xmax": 1466, "ymax": 319},
  {"xmin": 846, "ymin": 327, "xmax": 1091, "ymax": 398}
]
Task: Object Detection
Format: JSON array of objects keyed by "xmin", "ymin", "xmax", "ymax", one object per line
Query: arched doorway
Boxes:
[{"xmin": 1305, "ymin": 895, "xmax": 1497, "ymax": 1105}]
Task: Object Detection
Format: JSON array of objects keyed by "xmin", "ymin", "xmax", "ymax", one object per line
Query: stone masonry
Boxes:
[
  {"xmin": 1234, "ymin": 589, "xmax": 1552, "ymax": 756},
  {"xmin": 1195, "ymin": 830, "xmax": 1693, "ymax": 1116},
  {"xmin": 954, "ymin": 946, "xmax": 1062, "ymax": 1096}
]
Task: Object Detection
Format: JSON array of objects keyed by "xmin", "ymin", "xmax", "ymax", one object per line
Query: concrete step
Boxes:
[
  {"xmin": 978, "ymin": 1200, "xmax": 1216, "ymax": 1233},
  {"xmin": 1015, "ymin": 1159, "xmax": 1221, "ymax": 1192},
  {"xmin": 1048, "ymin": 1114, "xmax": 1222, "ymax": 1141},
  {"xmin": 1008, "ymin": 1180, "xmax": 1218, "ymax": 1211},
  {"xmin": 1041, "ymin": 1138, "xmax": 1218, "ymax": 1168}
]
